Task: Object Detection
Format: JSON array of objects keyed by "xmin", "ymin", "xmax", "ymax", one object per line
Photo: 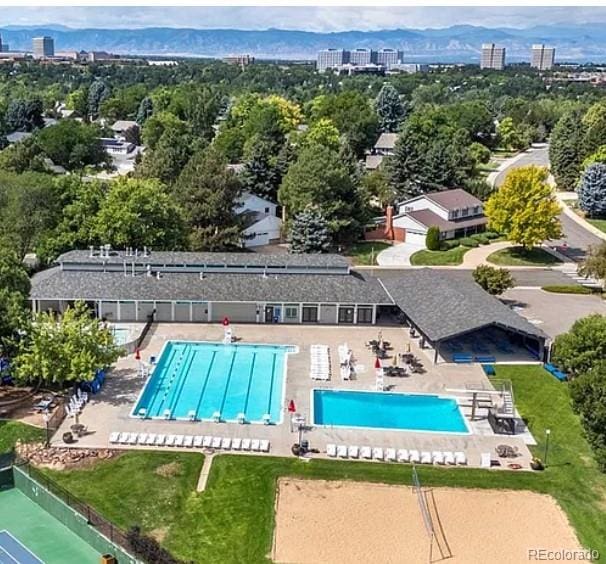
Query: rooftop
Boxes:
[
  {"xmin": 374, "ymin": 133, "xmax": 398, "ymax": 151},
  {"xmin": 424, "ymin": 188, "xmax": 483, "ymax": 211},
  {"xmin": 404, "ymin": 209, "xmax": 487, "ymax": 232}
]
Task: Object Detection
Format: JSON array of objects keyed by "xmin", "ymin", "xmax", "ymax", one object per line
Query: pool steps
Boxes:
[{"xmin": 109, "ymin": 431, "xmax": 270, "ymax": 453}]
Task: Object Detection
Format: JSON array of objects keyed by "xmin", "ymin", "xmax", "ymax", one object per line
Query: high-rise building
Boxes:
[
  {"xmin": 33, "ymin": 36, "xmax": 54, "ymax": 59},
  {"xmin": 349, "ymin": 48, "xmax": 372, "ymax": 66},
  {"xmin": 317, "ymin": 48, "xmax": 349, "ymax": 72},
  {"xmin": 531, "ymin": 44, "xmax": 555, "ymax": 71},
  {"xmin": 375, "ymin": 48, "xmax": 400, "ymax": 68},
  {"xmin": 480, "ymin": 43, "xmax": 505, "ymax": 70},
  {"xmin": 0, "ymin": 34, "xmax": 2, "ymax": 53}
]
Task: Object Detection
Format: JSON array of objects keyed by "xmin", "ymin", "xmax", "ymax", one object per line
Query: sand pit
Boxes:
[{"xmin": 273, "ymin": 479, "xmax": 582, "ymax": 564}]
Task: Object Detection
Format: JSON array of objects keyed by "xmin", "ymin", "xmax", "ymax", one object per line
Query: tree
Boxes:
[
  {"xmin": 581, "ymin": 145, "xmax": 606, "ymax": 171},
  {"xmin": 66, "ymin": 87, "xmax": 89, "ymax": 117},
  {"xmin": 497, "ymin": 117, "xmax": 531, "ymax": 151},
  {"xmin": 0, "ymin": 241, "xmax": 31, "ymax": 353},
  {"xmin": 5, "ymin": 98, "xmax": 44, "ymax": 132},
  {"xmin": 579, "ymin": 242, "xmax": 606, "ymax": 282},
  {"xmin": 375, "ymin": 83, "xmax": 406, "ymax": 133},
  {"xmin": 569, "ymin": 362, "xmax": 606, "ymax": 471},
  {"xmin": 279, "ymin": 142, "xmax": 363, "ymax": 244},
  {"xmin": 288, "ymin": 205, "xmax": 331, "ymax": 253},
  {"xmin": 360, "ymin": 168, "xmax": 395, "ymax": 211},
  {"xmin": 136, "ymin": 96, "xmax": 153, "ymax": 125},
  {"xmin": 484, "ymin": 165, "xmax": 562, "ymax": 249},
  {"xmin": 578, "ymin": 163, "xmax": 606, "ymax": 218},
  {"xmin": 141, "ymin": 111, "xmax": 188, "ymax": 151},
  {"xmin": 0, "ymin": 137, "xmax": 46, "ymax": 174},
  {"xmin": 472, "ymin": 265, "xmax": 514, "ymax": 295},
  {"xmin": 14, "ymin": 301, "xmax": 123, "ymax": 386},
  {"xmin": 425, "ymin": 226, "xmax": 440, "ymax": 251},
  {"xmin": 552, "ymin": 314, "xmax": 606, "ymax": 377},
  {"xmin": 173, "ymin": 146, "xmax": 243, "ymax": 251},
  {"xmin": 469, "ymin": 142, "xmax": 491, "ymax": 167},
  {"xmin": 302, "ymin": 118, "xmax": 340, "ymax": 152},
  {"xmin": 550, "ymin": 110, "xmax": 587, "ymax": 190},
  {"xmin": 240, "ymin": 138, "xmax": 280, "ymax": 201},
  {"xmin": 93, "ymin": 177, "xmax": 186, "ymax": 250},
  {"xmin": 582, "ymin": 102, "xmax": 606, "ymax": 155},
  {"xmin": 88, "ymin": 80, "xmax": 110, "ymax": 119}
]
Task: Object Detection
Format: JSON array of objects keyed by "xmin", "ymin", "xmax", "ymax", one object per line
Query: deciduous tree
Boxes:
[{"xmin": 472, "ymin": 265, "xmax": 514, "ymax": 295}]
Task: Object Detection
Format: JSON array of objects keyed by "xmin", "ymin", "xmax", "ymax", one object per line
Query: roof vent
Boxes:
[
  {"xmin": 156, "ymin": 271, "xmax": 161, "ymax": 280},
  {"xmin": 146, "ymin": 264, "xmax": 152, "ymax": 277},
  {"xmin": 89, "ymin": 245, "xmax": 95, "ymax": 257},
  {"xmin": 199, "ymin": 271, "xmax": 205, "ymax": 280}
]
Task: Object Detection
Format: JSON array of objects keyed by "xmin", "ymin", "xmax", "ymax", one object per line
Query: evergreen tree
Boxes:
[
  {"xmin": 375, "ymin": 83, "xmax": 406, "ymax": 133},
  {"xmin": 88, "ymin": 80, "xmax": 111, "ymax": 119},
  {"xmin": 136, "ymin": 97, "xmax": 153, "ymax": 125},
  {"xmin": 5, "ymin": 98, "xmax": 44, "ymax": 132},
  {"xmin": 550, "ymin": 110, "xmax": 587, "ymax": 190},
  {"xmin": 288, "ymin": 206, "xmax": 331, "ymax": 253},
  {"xmin": 578, "ymin": 163, "xmax": 606, "ymax": 218},
  {"xmin": 173, "ymin": 146, "xmax": 243, "ymax": 251},
  {"xmin": 136, "ymin": 126, "xmax": 193, "ymax": 185},
  {"xmin": 240, "ymin": 137, "xmax": 280, "ymax": 201}
]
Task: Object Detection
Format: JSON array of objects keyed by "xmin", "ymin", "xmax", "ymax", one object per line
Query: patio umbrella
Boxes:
[
  {"xmin": 392, "ymin": 354, "xmax": 398, "ymax": 367},
  {"xmin": 288, "ymin": 399, "xmax": 296, "ymax": 413},
  {"xmin": 374, "ymin": 357, "xmax": 382, "ymax": 369},
  {"xmin": 222, "ymin": 316, "xmax": 230, "ymax": 327},
  {"xmin": 134, "ymin": 348, "xmax": 141, "ymax": 361}
]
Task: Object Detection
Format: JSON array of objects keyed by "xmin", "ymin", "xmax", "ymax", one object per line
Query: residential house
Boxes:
[
  {"xmin": 110, "ymin": 120, "xmax": 140, "ymax": 142},
  {"xmin": 235, "ymin": 192, "xmax": 283, "ymax": 248},
  {"xmin": 365, "ymin": 132, "xmax": 398, "ymax": 170}
]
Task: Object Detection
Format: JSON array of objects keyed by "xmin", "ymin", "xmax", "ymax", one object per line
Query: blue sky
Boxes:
[{"xmin": 0, "ymin": 6, "xmax": 605, "ymax": 32}]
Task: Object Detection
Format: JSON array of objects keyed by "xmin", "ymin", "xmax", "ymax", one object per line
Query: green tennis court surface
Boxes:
[{"xmin": 0, "ymin": 489, "xmax": 99, "ymax": 564}]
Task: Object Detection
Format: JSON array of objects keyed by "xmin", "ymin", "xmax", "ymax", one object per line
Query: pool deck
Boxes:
[{"xmin": 53, "ymin": 323, "xmax": 536, "ymax": 469}]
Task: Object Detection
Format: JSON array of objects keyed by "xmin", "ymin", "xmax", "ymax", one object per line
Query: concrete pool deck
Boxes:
[{"xmin": 53, "ymin": 323, "xmax": 535, "ymax": 469}]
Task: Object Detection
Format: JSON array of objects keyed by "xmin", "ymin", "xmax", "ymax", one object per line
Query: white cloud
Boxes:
[{"xmin": 0, "ymin": 6, "xmax": 605, "ymax": 32}]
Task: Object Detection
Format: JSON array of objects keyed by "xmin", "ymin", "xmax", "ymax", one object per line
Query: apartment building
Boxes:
[
  {"xmin": 33, "ymin": 36, "xmax": 55, "ymax": 59},
  {"xmin": 317, "ymin": 49, "xmax": 349, "ymax": 72},
  {"xmin": 480, "ymin": 43, "xmax": 505, "ymax": 70},
  {"xmin": 531, "ymin": 44, "xmax": 555, "ymax": 71}
]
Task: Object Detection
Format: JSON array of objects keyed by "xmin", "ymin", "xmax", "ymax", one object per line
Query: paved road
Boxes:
[
  {"xmin": 365, "ymin": 268, "xmax": 573, "ymax": 288},
  {"xmin": 494, "ymin": 146, "xmax": 602, "ymax": 262}
]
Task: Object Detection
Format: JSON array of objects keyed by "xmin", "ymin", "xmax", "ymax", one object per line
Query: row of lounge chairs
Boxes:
[
  {"xmin": 109, "ymin": 432, "xmax": 270, "ymax": 452},
  {"xmin": 326, "ymin": 444, "xmax": 467, "ymax": 465},
  {"xmin": 310, "ymin": 345, "xmax": 331, "ymax": 380},
  {"xmin": 338, "ymin": 343, "xmax": 353, "ymax": 381}
]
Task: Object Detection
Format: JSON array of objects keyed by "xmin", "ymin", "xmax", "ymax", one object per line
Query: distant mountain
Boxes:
[{"xmin": 2, "ymin": 23, "xmax": 606, "ymax": 62}]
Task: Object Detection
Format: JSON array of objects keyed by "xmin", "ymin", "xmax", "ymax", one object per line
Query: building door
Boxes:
[{"xmin": 264, "ymin": 306, "xmax": 274, "ymax": 323}]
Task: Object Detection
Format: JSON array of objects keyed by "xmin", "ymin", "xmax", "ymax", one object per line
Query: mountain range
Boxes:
[{"xmin": 1, "ymin": 23, "xmax": 606, "ymax": 62}]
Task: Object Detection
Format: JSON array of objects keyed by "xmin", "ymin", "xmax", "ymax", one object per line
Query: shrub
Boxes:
[
  {"xmin": 459, "ymin": 237, "xmax": 480, "ymax": 248},
  {"xmin": 425, "ymin": 226, "xmax": 440, "ymax": 251},
  {"xmin": 439, "ymin": 240, "xmax": 460, "ymax": 251},
  {"xmin": 471, "ymin": 233, "xmax": 490, "ymax": 245},
  {"xmin": 542, "ymin": 285, "xmax": 593, "ymax": 295},
  {"xmin": 472, "ymin": 265, "xmax": 514, "ymax": 295},
  {"xmin": 484, "ymin": 231, "xmax": 501, "ymax": 240}
]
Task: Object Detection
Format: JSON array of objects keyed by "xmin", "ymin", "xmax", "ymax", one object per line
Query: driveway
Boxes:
[{"xmin": 376, "ymin": 241, "xmax": 425, "ymax": 266}]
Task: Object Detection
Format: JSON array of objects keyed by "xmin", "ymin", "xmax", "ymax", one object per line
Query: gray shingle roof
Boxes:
[
  {"xmin": 424, "ymin": 189, "xmax": 483, "ymax": 211},
  {"xmin": 381, "ymin": 269, "xmax": 547, "ymax": 342},
  {"xmin": 31, "ymin": 268, "xmax": 390, "ymax": 305},
  {"xmin": 405, "ymin": 209, "xmax": 487, "ymax": 232}
]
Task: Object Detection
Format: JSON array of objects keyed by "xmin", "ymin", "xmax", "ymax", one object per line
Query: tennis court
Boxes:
[{"xmin": 0, "ymin": 489, "xmax": 99, "ymax": 564}]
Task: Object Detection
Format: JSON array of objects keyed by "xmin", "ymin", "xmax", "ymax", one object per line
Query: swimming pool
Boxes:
[
  {"xmin": 112, "ymin": 327, "xmax": 130, "ymax": 346},
  {"xmin": 132, "ymin": 341, "xmax": 295, "ymax": 424},
  {"xmin": 313, "ymin": 389, "xmax": 469, "ymax": 433}
]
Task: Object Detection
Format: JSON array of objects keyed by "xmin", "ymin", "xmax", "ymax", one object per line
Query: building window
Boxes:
[
  {"xmin": 338, "ymin": 306, "xmax": 355, "ymax": 324},
  {"xmin": 302, "ymin": 306, "xmax": 318, "ymax": 323},
  {"xmin": 451, "ymin": 209, "xmax": 459, "ymax": 218},
  {"xmin": 357, "ymin": 306, "xmax": 373, "ymax": 324},
  {"xmin": 265, "ymin": 207, "xmax": 270, "ymax": 213},
  {"xmin": 404, "ymin": 206, "xmax": 412, "ymax": 212},
  {"xmin": 285, "ymin": 306, "xmax": 298, "ymax": 320},
  {"xmin": 461, "ymin": 207, "xmax": 469, "ymax": 217}
]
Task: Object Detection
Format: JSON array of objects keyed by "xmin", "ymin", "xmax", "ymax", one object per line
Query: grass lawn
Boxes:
[
  {"xmin": 410, "ymin": 245, "xmax": 470, "ymax": 266},
  {"xmin": 37, "ymin": 367, "xmax": 606, "ymax": 563},
  {"xmin": 345, "ymin": 241, "xmax": 391, "ymax": 265},
  {"xmin": 0, "ymin": 421, "xmax": 45, "ymax": 453},
  {"xmin": 588, "ymin": 218, "xmax": 606, "ymax": 234},
  {"xmin": 487, "ymin": 246, "xmax": 562, "ymax": 266},
  {"xmin": 542, "ymin": 285, "xmax": 593, "ymax": 295}
]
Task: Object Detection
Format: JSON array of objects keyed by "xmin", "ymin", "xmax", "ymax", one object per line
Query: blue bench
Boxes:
[
  {"xmin": 544, "ymin": 363, "xmax": 567, "ymax": 381},
  {"xmin": 481, "ymin": 364, "xmax": 496, "ymax": 376},
  {"xmin": 452, "ymin": 353, "xmax": 474, "ymax": 363},
  {"xmin": 475, "ymin": 355, "xmax": 496, "ymax": 364}
]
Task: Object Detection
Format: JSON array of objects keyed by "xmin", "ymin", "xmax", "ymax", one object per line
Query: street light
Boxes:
[{"xmin": 544, "ymin": 429, "xmax": 551, "ymax": 467}]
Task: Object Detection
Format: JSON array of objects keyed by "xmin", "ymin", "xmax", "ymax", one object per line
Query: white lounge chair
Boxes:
[
  {"xmin": 193, "ymin": 436, "xmax": 204, "ymax": 448},
  {"xmin": 259, "ymin": 439, "xmax": 270, "ymax": 452},
  {"xmin": 409, "ymin": 450, "xmax": 420, "ymax": 463},
  {"xmin": 232, "ymin": 438, "xmax": 242, "ymax": 450},
  {"xmin": 420, "ymin": 451, "xmax": 432, "ymax": 464},
  {"xmin": 221, "ymin": 437, "xmax": 232, "ymax": 450},
  {"xmin": 241, "ymin": 438, "xmax": 251, "ymax": 451},
  {"xmin": 165, "ymin": 435, "xmax": 176, "ymax": 447},
  {"xmin": 480, "ymin": 452, "xmax": 492, "ymax": 468},
  {"xmin": 211, "ymin": 437, "xmax": 222, "ymax": 449},
  {"xmin": 118, "ymin": 432, "xmax": 129, "ymax": 445},
  {"xmin": 155, "ymin": 434, "xmax": 166, "ymax": 446},
  {"xmin": 202, "ymin": 436, "xmax": 212, "ymax": 448},
  {"xmin": 348, "ymin": 445, "xmax": 359, "ymax": 459},
  {"xmin": 337, "ymin": 445, "xmax": 348, "ymax": 458},
  {"xmin": 361, "ymin": 446, "xmax": 372, "ymax": 459},
  {"xmin": 174, "ymin": 435, "xmax": 184, "ymax": 447},
  {"xmin": 327, "ymin": 444, "xmax": 337, "ymax": 457},
  {"xmin": 251, "ymin": 439, "xmax": 261, "ymax": 452},
  {"xmin": 385, "ymin": 448, "xmax": 396, "ymax": 462},
  {"xmin": 372, "ymin": 447, "xmax": 384, "ymax": 461},
  {"xmin": 128, "ymin": 433, "xmax": 138, "ymax": 445},
  {"xmin": 444, "ymin": 451, "xmax": 456, "ymax": 465},
  {"xmin": 454, "ymin": 451, "xmax": 467, "ymax": 465},
  {"xmin": 145, "ymin": 433, "xmax": 157, "ymax": 446},
  {"xmin": 397, "ymin": 449, "xmax": 409, "ymax": 463},
  {"xmin": 137, "ymin": 433, "xmax": 148, "ymax": 445},
  {"xmin": 109, "ymin": 432, "xmax": 120, "ymax": 444},
  {"xmin": 432, "ymin": 451, "xmax": 445, "ymax": 465},
  {"xmin": 183, "ymin": 435, "xmax": 194, "ymax": 448}
]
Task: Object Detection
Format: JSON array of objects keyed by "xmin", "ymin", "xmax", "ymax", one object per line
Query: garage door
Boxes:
[
  {"xmin": 211, "ymin": 303, "xmax": 257, "ymax": 323},
  {"xmin": 405, "ymin": 230, "xmax": 427, "ymax": 247}
]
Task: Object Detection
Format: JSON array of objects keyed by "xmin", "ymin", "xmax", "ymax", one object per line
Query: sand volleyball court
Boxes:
[{"xmin": 272, "ymin": 479, "xmax": 582, "ymax": 564}]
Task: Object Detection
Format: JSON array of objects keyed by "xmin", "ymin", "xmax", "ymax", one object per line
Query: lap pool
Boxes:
[
  {"xmin": 313, "ymin": 390, "xmax": 469, "ymax": 433},
  {"xmin": 132, "ymin": 341, "xmax": 296, "ymax": 424}
]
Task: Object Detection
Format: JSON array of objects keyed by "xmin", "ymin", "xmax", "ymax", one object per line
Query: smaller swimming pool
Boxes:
[
  {"xmin": 112, "ymin": 328, "xmax": 130, "ymax": 346},
  {"xmin": 313, "ymin": 389, "xmax": 469, "ymax": 433}
]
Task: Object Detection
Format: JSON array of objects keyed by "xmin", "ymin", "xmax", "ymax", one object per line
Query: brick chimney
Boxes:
[{"xmin": 384, "ymin": 205, "xmax": 395, "ymax": 241}]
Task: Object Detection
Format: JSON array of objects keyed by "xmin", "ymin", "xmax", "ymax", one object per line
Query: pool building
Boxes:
[{"xmin": 30, "ymin": 248, "xmax": 549, "ymax": 362}]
